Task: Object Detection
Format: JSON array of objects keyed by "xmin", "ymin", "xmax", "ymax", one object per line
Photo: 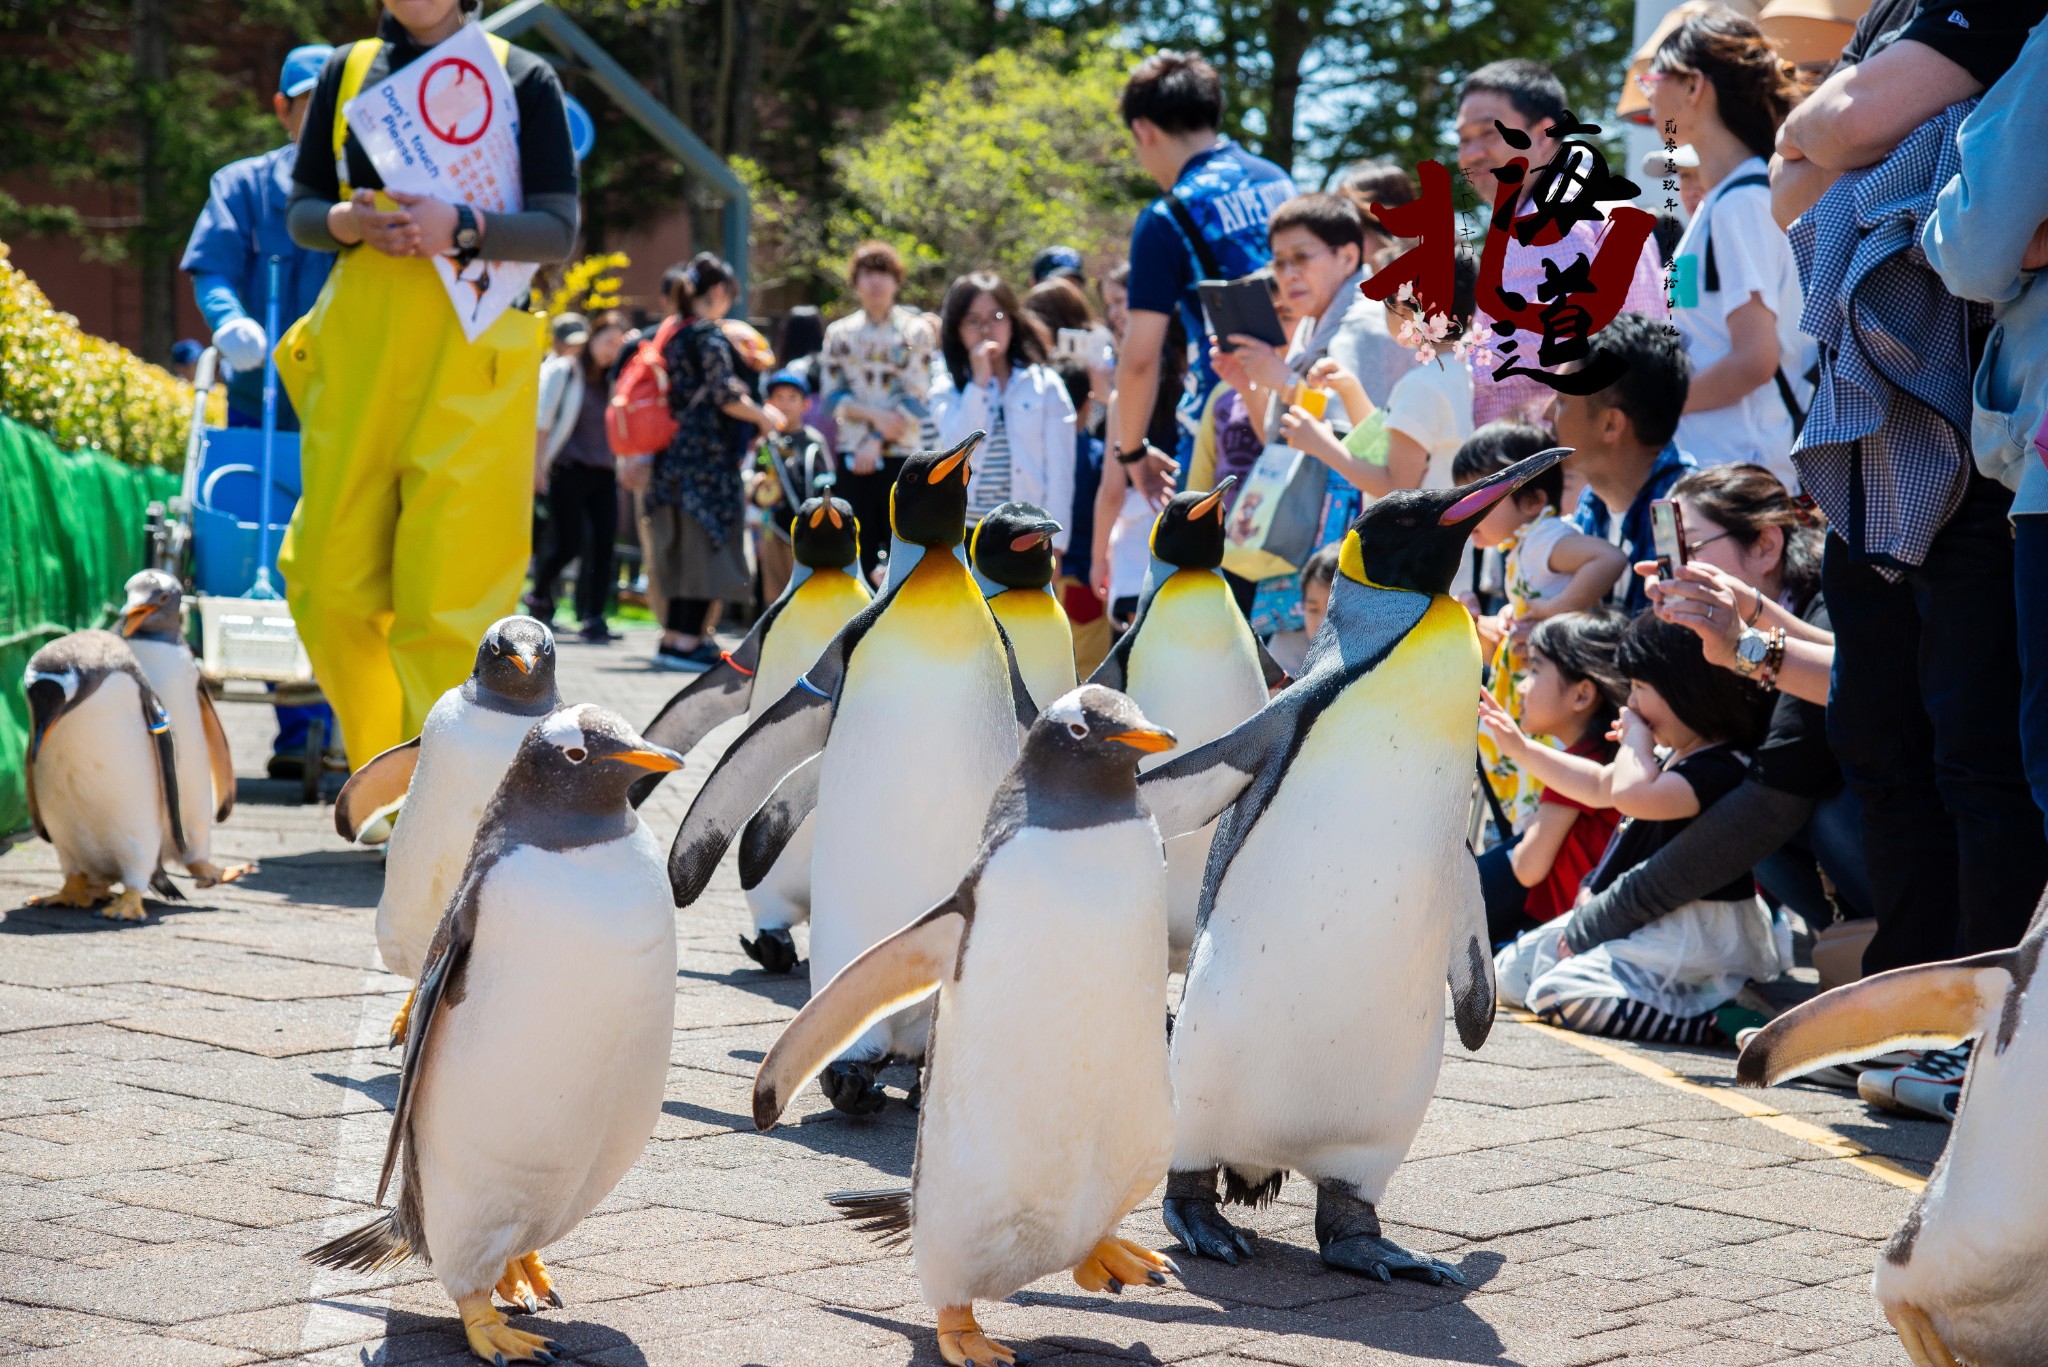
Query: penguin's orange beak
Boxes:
[
  {"xmin": 930, "ymin": 449, "xmax": 971, "ymax": 485},
  {"xmin": 1108, "ymin": 727, "xmax": 1177, "ymax": 754},
  {"xmin": 610, "ymin": 748, "xmax": 683, "ymax": 772},
  {"xmin": 119, "ymin": 602, "xmax": 156, "ymax": 635},
  {"xmin": 507, "ymin": 653, "xmax": 531, "ymax": 674},
  {"xmin": 1189, "ymin": 475, "xmax": 1237, "ymax": 522}
]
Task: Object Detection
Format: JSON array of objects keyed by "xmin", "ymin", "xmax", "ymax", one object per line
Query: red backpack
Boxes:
[{"xmin": 606, "ymin": 315, "xmax": 682, "ymax": 458}]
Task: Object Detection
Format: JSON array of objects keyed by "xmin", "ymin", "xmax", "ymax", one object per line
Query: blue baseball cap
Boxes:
[
  {"xmin": 280, "ymin": 44, "xmax": 334, "ymax": 99},
  {"xmin": 764, "ymin": 368, "xmax": 811, "ymax": 398},
  {"xmin": 1031, "ymin": 245, "xmax": 1086, "ymax": 284}
]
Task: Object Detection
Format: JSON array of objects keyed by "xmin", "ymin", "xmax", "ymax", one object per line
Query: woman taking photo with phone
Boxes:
[
  {"xmin": 280, "ymin": 0, "xmax": 578, "ymax": 766},
  {"xmin": 930, "ymin": 272, "xmax": 1076, "ymax": 548}
]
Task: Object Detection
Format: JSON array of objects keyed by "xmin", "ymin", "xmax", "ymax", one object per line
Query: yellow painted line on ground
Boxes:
[{"xmin": 1506, "ymin": 1009, "xmax": 1928, "ymax": 1193}]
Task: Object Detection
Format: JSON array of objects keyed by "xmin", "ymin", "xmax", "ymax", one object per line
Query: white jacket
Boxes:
[
  {"xmin": 536, "ymin": 353, "xmax": 585, "ymax": 466},
  {"xmin": 931, "ymin": 363, "xmax": 1077, "ymax": 550}
]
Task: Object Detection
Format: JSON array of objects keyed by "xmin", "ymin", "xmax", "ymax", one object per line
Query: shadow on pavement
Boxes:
[
  {"xmin": 233, "ymin": 849, "xmax": 385, "ymax": 907},
  {"xmin": 0, "ymin": 895, "xmax": 214, "ymax": 933},
  {"xmin": 315, "ymin": 1070, "xmax": 400, "ymax": 1112},
  {"xmin": 328, "ymin": 1304, "xmax": 649, "ymax": 1365}
]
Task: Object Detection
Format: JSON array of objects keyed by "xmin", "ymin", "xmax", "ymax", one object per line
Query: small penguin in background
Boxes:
[
  {"xmin": 22, "ymin": 630, "xmax": 189, "ymax": 922},
  {"xmin": 638, "ymin": 495, "xmax": 870, "ymax": 974},
  {"xmin": 1089, "ymin": 479, "xmax": 1284, "ymax": 968},
  {"xmin": 970, "ymin": 501, "xmax": 1076, "ymax": 715},
  {"xmin": 670, "ymin": 432, "xmax": 1035, "ymax": 1117},
  {"xmin": 334, "ymin": 617, "xmax": 559, "ymax": 1045},
  {"xmin": 1740, "ymin": 893, "xmax": 2048, "ymax": 1367},
  {"xmin": 116, "ymin": 570, "xmax": 249, "ymax": 886},
  {"xmin": 755, "ymin": 686, "xmax": 1179, "ymax": 1367},
  {"xmin": 1139, "ymin": 451, "xmax": 1569, "ymax": 1282},
  {"xmin": 308, "ymin": 706, "xmax": 681, "ymax": 1366}
]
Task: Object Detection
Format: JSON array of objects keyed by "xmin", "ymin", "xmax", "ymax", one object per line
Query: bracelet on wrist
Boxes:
[
  {"xmin": 1746, "ymin": 584, "xmax": 1765, "ymax": 626},
  {"xmin": 1113, "ymin": 445, "xmax": 1148, "ymax": 466}
]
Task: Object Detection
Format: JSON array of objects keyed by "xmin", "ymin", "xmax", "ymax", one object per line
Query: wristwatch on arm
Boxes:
[
  {"xmin": 451, "ymin": 205, "xmax": 482, "ymax": 267},
  {"xmin": 1732, "ymin": 625, "xmax": 1786, "ymax": 689}
]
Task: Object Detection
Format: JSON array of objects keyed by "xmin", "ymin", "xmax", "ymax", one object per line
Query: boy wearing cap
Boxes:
[
  {"xmin": 179, "ymin": 43, "xmax": 337, "ymax": 431},
  {"xmin": 751, "ymin": 369, "xmax": 834, "ymax": 603}
]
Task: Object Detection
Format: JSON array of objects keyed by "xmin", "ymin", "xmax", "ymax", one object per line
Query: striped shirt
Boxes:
[{"xmin": 965, "ymin": 399, "xmax": 1013, "ymax": 524}]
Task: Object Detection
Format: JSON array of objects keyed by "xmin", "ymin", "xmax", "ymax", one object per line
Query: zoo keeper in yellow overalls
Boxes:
[{"xmin": 277, "ymin": 0, "xmax": 578, "ymax": 765}]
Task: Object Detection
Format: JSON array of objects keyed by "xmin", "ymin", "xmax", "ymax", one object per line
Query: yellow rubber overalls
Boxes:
[{"xmin": 275, "ymin": 34, "xmax": 548, "ymax": 766}]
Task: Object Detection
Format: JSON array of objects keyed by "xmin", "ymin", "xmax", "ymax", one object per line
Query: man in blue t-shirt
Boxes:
[{"xmin": 1112, "ymin": 51, "xmax": 1295, "ymax": 501}]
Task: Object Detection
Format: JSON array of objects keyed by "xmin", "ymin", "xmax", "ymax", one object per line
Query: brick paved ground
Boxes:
[{"xmin": 0, "ymin": 629, "xmax": 1949, "ymax": 1365}]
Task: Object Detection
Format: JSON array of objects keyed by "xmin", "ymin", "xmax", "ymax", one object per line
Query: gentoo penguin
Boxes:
[
  {"xmin": 334, "ymin": 617, "xmax": 559, "ymax": 1045},
  {"xmin": 638, "ymin": 495, "xmax": 869, "ymax": 973},
  {"xmin": 970, "ymin": 501, "xmax": 1076, "ymax": 714},
  {"xmin": 1138, "ymin": 450, "xmax": 1568, "ymax": 1281},
  {"xmin": 1739, "ymin": 893, "xmax": 2048, "ymax": 1367},
  {"xmin": 1089, "ymin": 479, "xmax": 1284, "ymax": 969},
  {"xmin": 755, "ymin": 685, "xmax": 1179, "ymax": 1367},
  {"xmin": 115, "ymin": 570, "xmax": 249, "ymax": 886},
  {"xmin": 669, "ymin": 431, "xmax": 1034, "ymax": 1116},
  {"xmin": 22, "ymin": 630, "xmax": 188, "ymax": 922},
  {"xmin": 307, "ymin": 706, "xmax": 681, "ymax": 1365}
]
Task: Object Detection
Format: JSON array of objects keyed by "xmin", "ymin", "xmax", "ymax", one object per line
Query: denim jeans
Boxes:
[
  {"xmin": 2011, "ymin": 515, "xmax": 2048, "ymax": 846},
  {"xmin": 1752, "ymin": 783, "xmax": 1872, "ymax": 926},
  {"xmin": 1823, "ymin": 474, "xmax": 2048, "ymax": 973}
]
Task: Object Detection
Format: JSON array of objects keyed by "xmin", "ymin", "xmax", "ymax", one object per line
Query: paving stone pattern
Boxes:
[{"xmin": 0, "ymin": 629, "xmax": 1949, "ymax": 1365}]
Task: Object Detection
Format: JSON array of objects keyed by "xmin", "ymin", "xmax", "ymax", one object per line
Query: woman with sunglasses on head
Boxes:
[{"xmin": 1646, "ymin": 8, "xmax": 1814, "ymax": 488}]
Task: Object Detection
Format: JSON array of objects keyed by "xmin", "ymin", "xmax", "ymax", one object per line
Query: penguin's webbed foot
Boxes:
[
  {"xmin": 739, "ymin": 926, "xmax": 800, "ymax": 974},
  {"xmin": 819, "ymin": 1059, "xmax": 888, "ymax": 1116},
  {"xmin": 189, "ymin": 860, "xmax": 255, "ymax": 888},
  {"xmin": 457, "ymin": 1291, "xmax": 563, "ymax": 1364},
  {"xmin": 937, "ymin": 1304, "xmax": 1021, "ymax": 1366},
  {"xmin": 99, "ymin": 888, "xmax": 148, "ymax": 922},
  {"xmin": 1073, "ymin": 1236, "xmax": 1176, "ymax": 1294},
  {"xmin": 1320, "ymin": 1233, "xmax": 1464, "ymax": 1285},
  {"xmin": 493, "ymin": 1250, "xmax": 560, "ymax": 1314},
  {"xmin": 1887, "ymin": 1302, "xmax": 1961, "ymax": 1367},
  {"xmin": 387, "ymin": 989, "xmax": 416, "ymax": 1050},
  {"xmin": 1161, "ymin": 1196, "xmax": 1254, "ymax": 1265},
  {"xmin": 31, "ymin": 873, "xmax": 111, "ymax": 908}
]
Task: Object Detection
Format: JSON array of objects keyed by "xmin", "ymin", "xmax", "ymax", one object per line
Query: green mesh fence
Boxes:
[{"xmin": 1, "ymin": 415, "xmax": 178, "ymax": 838}]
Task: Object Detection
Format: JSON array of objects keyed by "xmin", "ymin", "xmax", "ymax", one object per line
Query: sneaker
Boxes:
[
  {"xmin": 651, "ymin": 643, "xmax": 694, "ymax": 671},
  {"xmin": 1857, "ymin": 1043, "xmax": 1970, "ymax": 1122},
  {"xmin": 578, "ymin": 619, "xmax": 616, "ymax": 645},
  {"xmin": 653, "ymin": 642, "xmax": 718, "ymax": 673}
]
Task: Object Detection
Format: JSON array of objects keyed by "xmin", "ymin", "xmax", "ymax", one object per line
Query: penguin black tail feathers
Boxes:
[
  {"xmin": 825, "ymin": 1187, "xmax": 913, "ymax": 1249},
  {"xmin": 1220, "ymin": 1168, "xmax": 1284, "ymax": 1210},
  {"xmin": 149, "ymin": 870, "xmax": 186, "ymax": 902},
  {"xmin": 305, "ymin": 1212, "xmax": 414, "ymax": 1273}
]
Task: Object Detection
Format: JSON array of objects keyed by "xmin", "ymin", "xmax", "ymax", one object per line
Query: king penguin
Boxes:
[
  {"xmin": 307, "ymin": 705, "xmax": 681, "ymax": 1366},
  {"xmin": 334, "ymin": 617, "xmax": 559, "ymax": 1044},
  {"xmin": 754, "ymin": 685, "xmax": 1180, "ymax": 1367},
  {"xmin": 1089, "ymin": 479, "xmax": 1285, "ymax": 969},
  {"xmin": 669, "ymin": 432, "xmax": 1035, "ymax": 1116},
  {"xmin": 1137, "ymin": 449, "xmax": 1569, "ymax": 1281},
  {"xmin": 22, "ymin": 630, "xmax": 188, "ymax": 922},
  {"xmin": 970, "ymin": 501, "xmax": 1077, "ymax": 715},
  {"xmin": 1739, "ymin": 892, "xmax": 2048, "ymax": 1367},
  {"xmin": 116, "ymin": 570, "xmax": 248, "ymax": 887},
  {"xmin": 637, "ymin": 494, "xmax": 870, "ymax": 973}
]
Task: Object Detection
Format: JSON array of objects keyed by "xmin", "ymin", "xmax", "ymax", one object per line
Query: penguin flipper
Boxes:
[
  {"xmin": 1736, "ymin": 953, "xmax": 2016, "ymax": 1089},
  {"xmin": 1138, "ymin": 708, "xmax": 1285, "ymax": 839},
  {"xmin": 995, "ymin": 619, "xmax": 1039, "ymax": 730},
  {"xmin": 669, "ymin": 681, "xmax": 834, "ymax": 907},
  {"xmin": 632, "ymin": 610, "xmax": 781, "ymax": 806},
  {"xmin": 196, "ymin": 684, "xmax": 236, "ymax": 821},
  {"xmin": 1256, "ymin": 638, "xmax": 1291, "ymax": 691},
  {"xmin": 138, "ymin": 679, "xmax": 188, "ymax": 867},
  {"xmin": 1446, "ymin": 888, "xmax": 1496, "ymax": 1052},
  {"xmin": 379, "ymin": 873, "xmax": 482, "ymax": 1203},
  {"xmin": 334, "ymin": 737, "xmax": 421, "ymax": 841},
  {"xmin": 738, "ymin": 754, "xmax": 820, "ymax": 890},
  {"xmin": 753, "ymin": 897, "xmax": 968, "ymax": 1130}
]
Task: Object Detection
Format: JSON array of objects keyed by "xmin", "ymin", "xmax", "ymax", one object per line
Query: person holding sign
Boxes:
[{"xmin": 278, "ymin": 0, "xmax": 578, "ymax": 768}]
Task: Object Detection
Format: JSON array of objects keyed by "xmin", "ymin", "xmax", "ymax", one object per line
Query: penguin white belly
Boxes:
[
  {"xmin": 410, "ymin": 822, "xmax": 676, "ymax": 1296},
  {"xmin": 34, "ymin": 675, "xmax": 167, "ymax": 891},
  {"xmin": 1170, "ymin": 598, "xmax": 1479, "ymax": 1200},
  {"xmin": 809, "ymin": 563, "xmax": 1015, "ymax": 1061},
  {"xmin": 992, "ymin": 591, "xmax": 1077, "ymax": 716},
  {"xmin": 1874, "ymin": 996, "xmax": 2048, "ymax": 1365},
  {"xmin": 914, "ymin": 824, "xmax": 1174, "ymax": 1306},
  {"xmin": 744, "ymin": 573, "xmax": 871, "ymax": 934},
  {"xmin": 1126, "ymin": 573, "xmax": 1268, "ymax": 965},
  {"xmin": 376, "ymin": 696, "xmax": 537, "ymax": 980},
  {"xmin": 127, "ymin": 638, "xmax": 212, "ymax": 870}
]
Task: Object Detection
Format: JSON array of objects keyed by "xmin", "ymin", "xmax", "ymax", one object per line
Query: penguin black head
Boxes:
[
  {"xmin": 1023, "ymin": 685, "xmax": 1176, "ymax": 792},
  {"xmin": 1150, "ymin": 478, "xmax": 1235, "ymax": 570},
  {"xmin": 970, "ymin": 502, "xmax": 1062, "ymax": 591},
  {"xmin": 1343, "ymin": 446, "xmax": 1572, "ymax": 596},
  {"xmin": 24, "ymin": 631, "xmax": 131, "ymax": 759},
  {"xmin": 118, "ymin": 569, "xmax": 183, "ymax": 641},
  {"xmin": 790, "ymin": 496, "xmax": 861, "ymax": 570},
  {"xmin": 514, "ymin": 704, "xmax": 684, "ymax": 818},
  {"xmin": 470, "ymin": 616, "xmax": 558, "ymax": 711},
  {"xmin": 889, "ymin": 431, "xmax": 981, "ymax": 547}
]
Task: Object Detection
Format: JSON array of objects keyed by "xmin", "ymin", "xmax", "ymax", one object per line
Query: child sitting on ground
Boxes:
[
  {"xmin": 1264, "ymin": 543, "xmax": 1338, "ymax": 676},
  {"xmin": 1473, "ymin": 611, "xmax": 1626, "ymax": 945},
  {"xmin": 1481, "ymin": 612, "xmax": 1784, "ymax": 1045},
  {"xmin": 1458, "ymin": 423, "xmax": 1629, "ymax": 828}
]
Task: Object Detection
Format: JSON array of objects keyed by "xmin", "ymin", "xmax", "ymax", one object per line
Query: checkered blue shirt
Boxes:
[{"xmin": 1789, "ymin": 100, "xmax": 1990, "ymax": 575}]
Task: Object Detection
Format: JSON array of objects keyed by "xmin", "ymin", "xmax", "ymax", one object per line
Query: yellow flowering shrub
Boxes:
[{"xmin": 545, "ymin": 251, "xmax": 631, "ymax": 317}]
